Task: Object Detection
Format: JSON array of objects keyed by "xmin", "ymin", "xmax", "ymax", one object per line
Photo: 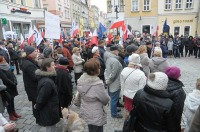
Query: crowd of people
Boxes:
[{"xmin": 0, "ymin": 33, "xmax": 199, "ymax": 132}]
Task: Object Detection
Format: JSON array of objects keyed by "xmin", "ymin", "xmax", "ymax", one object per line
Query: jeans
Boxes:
[
  {"xmin": 88, "ymin": 125, "xmax": 103, "ymax": 132},
  {"xmin": 74, "ymin": 72, "xmax": 82, "ymax": 85},
  {"xmin": 7, "ymin": 97, "xmax": 15, "ymax": 114},
  {"xmin": 109, "ymin": 89, "xmax": 120, "ymax": 117},
  {"xmin": 46, "ymin": 124, "xmax": 56, "ymax": 132},
  {"xmin": 173, "ymin": 49, "xmax": 180, "ymax": 58}
]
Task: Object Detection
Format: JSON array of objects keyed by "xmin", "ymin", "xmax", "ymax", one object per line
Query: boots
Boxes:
[
  {"xmin": 13, "ymin": 111, "xmax": 22, "ymax": 118},
  {"xmin": 9, "ymin": 113, "xmax": 17, "ymax": 121}
]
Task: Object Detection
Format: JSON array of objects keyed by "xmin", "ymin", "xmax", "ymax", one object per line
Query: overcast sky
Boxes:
[{"xmin": 91, "ymin": 0, "xmax": 107, "ymax": 13}]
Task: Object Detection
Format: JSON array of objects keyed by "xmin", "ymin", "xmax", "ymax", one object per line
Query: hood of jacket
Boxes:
[
  {"xmin": 152, "ymin": 57, "xmax": 167, "ymax": 65},
  {"xmin": 104, "ymin": 51, "xmax": 116, "ymax": 63},
  {"xmin": 167, "ymin": 78, "xmax": 184, "ymax": 91},
  {"xmin": 77, "ymin": 73, "xmax": 102, "ymax": 94},
  {"xmin": 35, "ymin": 69, "xmax": 56, "ymax": 79},
  {"xmin": 185, "ymin": 89, "xmax": 200, "ymax": 112},
  {"xmin": 140, "ymin": 53, "xmax": 148, "ymax": 60}
]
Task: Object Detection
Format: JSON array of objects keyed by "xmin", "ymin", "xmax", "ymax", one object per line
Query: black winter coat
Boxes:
[
  {"xmin": 0, "ymin": 49, "xmax": 10, "ymax": 63},
  {"xmin": 8, "ymin": 48, "xmax": 19, "ymax": 60},
  {"xmin": 0, "ymin": 69, "xmax": 18, "ymax": 98},
  {"xmin": 133, "ymin": 85, "xmax": 177, "ymax": 132},
  {"xmin": 186, "ymin": 40, "xmax": 194, "ymax": 50},
  {"xmin": 35, "ymin": 69, "xmax": 60, "ymax": 126},
  {"xmin": 22, "ymin": 58, "xmax": 40, "ymax": 102},
  {"xmin": 167, "ymin": 78, "xmax": 186, "ymax": 131},
  {"xmin": 56, "ymin": 66, "xmax": 73, "ymax": 108}
]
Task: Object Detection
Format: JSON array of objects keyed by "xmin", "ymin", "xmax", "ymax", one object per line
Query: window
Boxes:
[
  {"xmin": 132, "ymin": 0, "xmax": 139, "ymax": 11},
  {"xmin": 11, "ymin": 0, "xmax": 16, "ymax": 3},
  {"xmin": 175, "ymin": 0, "xmax": 182, "ymax": 9},
  {"xmin": 143, "ymin": 0, "xmax": 150, "ymax": 11},
  {"xmin": 21, "ymin": 0, "xmax": 26, "ymax": 6},
  {"xmin": 184, "ymin": 26, "xmax": 190, "ymax": 36},
  {"xmin": 35, "ymin": 0, "xmax": 39, "ymax": 8},
  {"xmin": 142, "ymin": 25, "xmax": 150, "ymax": 34},
  {"xmin": 165, "ymin": 0, "xmax": 172, "ymax": 10},
  {"xmin": 58, "ymin": 5, "xmax": 62, "ymax": 17},
  {"xmin": 65, "ymin": 8, "xmax": 70, "ymax": 19},
  {"xmin": 174, "ymin": 27, "xmax": 180, "ymax": 36},
  {"xmin": 107, "ymin": 0, "xmax": 112, "ymax": 12},
  {"xmin": 44, "ymin": 7, "xmax": 47, "ymax": 11},
  {"xmin": 119, "ymin": 0, "xmax": 124, "ymax": 12},
  {"xmin": 186, "ymin": 0, "xmax": 192, "ymax": 9}
]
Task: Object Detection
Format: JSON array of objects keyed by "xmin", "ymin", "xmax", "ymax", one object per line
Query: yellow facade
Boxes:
[
  {"xmin": 124, "ymin": 0, "xmax": 158, "ymax": 17},
  {"xmin": 158, "ymin": 15, "xmax": 197, "ymax": 36},
  {"xmin": 15, "ymin": 0, "xmax": 34, "ymax": 8}
]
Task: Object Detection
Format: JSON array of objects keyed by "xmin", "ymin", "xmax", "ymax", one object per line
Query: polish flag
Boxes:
[
  {"xmin": 71, "ymin": 26, "xmax": 79, "ymax": 38},
  {"xmin": 90, "ymin": 29, "xmax": 98, "ymax": 46},
  {"xmin": 27, "ymin": 29, "xmax": 34, "ymax": 45},
  {"xmin": 20, "ymin": 34, "xmax": 24, "ymax": 44},
  {"xmin": 110, "ymin": 19, "xmax": 124, "ymax": 29},
  {"xmin": 58, "ymin": 34, "xmax": 62, "ymax": 45}
]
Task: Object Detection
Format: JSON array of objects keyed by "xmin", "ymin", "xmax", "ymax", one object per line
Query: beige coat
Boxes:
[{"xmin": 72, "ymin": 54, "xmax": 84, "ymax": 73}]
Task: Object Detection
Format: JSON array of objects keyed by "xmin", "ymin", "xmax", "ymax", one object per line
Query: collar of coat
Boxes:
[
  {"xmin": 144, "ymin": 85, "xmax": 170, "ymax": 98},
  {"xmin": 35, "ymin": 69, "xmax": 56, "ymax": 77}
]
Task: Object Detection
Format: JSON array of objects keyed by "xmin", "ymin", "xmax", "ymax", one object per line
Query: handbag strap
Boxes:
[{"xmin": 124, "ymin": 69, "xmax": 135, "ymax": 83}]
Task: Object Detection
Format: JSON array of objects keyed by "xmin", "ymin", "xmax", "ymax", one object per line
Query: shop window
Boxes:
[
  {"xmin": 142, "ymin": 25, "xmax": 150, "ymax": 34},
  {"xmin": 184, "ymin": 26, "xmax": 190, "ymax": 36},
  {"xmin": 21, "ymin": 0, "xmax": 26, "ymax": 6},
  {"xmin": 35, "ymin": 0, "xmax": 39, "ymax": 8},
  {"xmin": 186, "ymin": 0, "xmax": 193, "ymax": 9},
  {"xmin": 119, "ymin": 0, "xmax": 124, "ymax": 12},
  {"xmin": 13, "ymin": 23, "xmax": 21, "ymax": 38},
  {"xmin": 174, "ymin": 26, "xmax": 180, "ymax": 36},
  {"xmin": 143, "ymin": 0, "xmax": 150, "ymax": 11},
  {"xmin": 165, "ymin": 0, "xmax": 171, "ymax": 10},
  {"xmin": 175, "ymin": 0, "xmax": 182, "ymax": 9},
  {"xmin": 132, "ymin": 0, "xmax": 139, "ymax": 11},
  {"xmin": 107, "ymin": 0, "xmax": 112, "ymax": 13}
]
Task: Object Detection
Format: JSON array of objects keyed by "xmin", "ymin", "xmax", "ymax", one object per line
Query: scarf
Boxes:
[{"xmin": 0, "ymin": 63, "xmax": 10, "ymax": 71}]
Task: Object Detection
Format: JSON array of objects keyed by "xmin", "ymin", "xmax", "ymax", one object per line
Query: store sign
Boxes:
[
  {"xmin": 1, "ymin": 18, "xmax": 7, "ymax": 25},
  {"xmin": 11, "ymin": 8, "xmax": 31, "ymax": 14},
  {"xmin": 173, "ymin": 19, "xmax": 193, "ymax": 24}
]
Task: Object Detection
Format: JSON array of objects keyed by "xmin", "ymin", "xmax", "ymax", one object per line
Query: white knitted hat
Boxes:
[
  {"xmin": 128, "ymin": 53, "xmax": 142, "ymax": 67},
  {"xmin": 147, "ymin": 72, "xmax": 168, "ymax": 90},
  {"xmin": 92, "ymin": 46, "xmax": 98, "ymax": 53}
]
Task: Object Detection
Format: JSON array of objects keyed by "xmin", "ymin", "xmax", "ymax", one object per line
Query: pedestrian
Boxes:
[
  {"xmin": 0, "ymin": 55, "xmax": 21, "ymax": 121},
  {"xmin": 173, "ymin": 37, "xmax": 181, "ymax": 58},
  {"xmin": 104, "ymin": 45, "xmax": 123, "ymax": 118},
  {"xmin": 185, "ymin": 36, "xmax": 194, "ymax": 57},
  {"xmin": 136, "ymin": 45, "xmax": 150, "ymax": 76},
  {"xmin": 189, "ymin": 105, "xmax": 200, "ymax": 132},
  {"xmin": 165, "ymin": 66, "xmax": 186, "ymax": 131},
  {"xmin": 124, "ymin": 45, "xmax": 138, "ymax": 66},
  {"xmin": 149, "ymin": 48, "xmax": 169, "ymax": 73},
  {"xmin": 35, "ymin": 58, "xmax": 60, "ymax": 132},
  {"xmin": 179, "ymin": 35, "xmax": 185, "ymax": 57},
  {"xmin": 167, "ymin": 38, "xmax": 173, "ymax": 57},
  {"xmin": 21, "ymin": 46, "xmax": 40, "ymax": 120},
  {"xmin": 77, "ymin": 58, "xmax": 109, "ymax": 132},
  {"xmin": 0, "ymin": 41, "xmax": 10, "ymax": 64},
  {"xmin": 38, "ymin": 47, "xmax": 52, "ymax": 67},
  {"xmin": 184, "ymin": 78, "xmax": 200, "ymax": 132},
  {"xmin": 160, "ymin": 40, "xmax": 168, "ymax": 58},
  {"xmin": 72, "ymin": 47, "xmax": 84, "ymax": 85},
  {"xmin": 195, "ymin": 36, "xmax": 200, "ymax": 59},
  {"xmin": 133, "ymin": 72, "xmax": 177, "ymax": 132},
  {"xmin": 120, "ymin": 53, "xmax": 146, "ymax": 120}
]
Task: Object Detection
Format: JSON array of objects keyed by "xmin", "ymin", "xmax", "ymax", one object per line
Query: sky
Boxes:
[{"xmin": 91, "ymin": 0, "xmax": 107, "ymax": 13}]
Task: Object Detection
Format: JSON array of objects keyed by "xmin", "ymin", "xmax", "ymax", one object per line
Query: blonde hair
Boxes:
[
  {"xmin": 72, "ymin": 47, "xmax": 80, "ymax": 53},
  {"xmin": 136, "ymin": 45, "xmax": 147, "ymax": 54},
  {"xmin": 196, "ymin": 78, "xmax": 200, "ymax": 90},
  {"xmin": 153, "ymin": 50, "xmax": 162, "ymax": 57}
]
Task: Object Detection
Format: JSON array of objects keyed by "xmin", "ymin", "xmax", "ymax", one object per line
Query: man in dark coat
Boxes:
[
  {"xmin": 98, "ymin": 40, "xmax": 105, "ymax": 59},
  {"xmin": 0, "ymin": 41, "xmax": 10, "ymax": 63},
  {"xmin": 55, "ymin": 57, "xmax": 73, "ymax": 108},
  {"xmin": 21, "ymin": 46, "xmax": 39, "ymax": 119}
]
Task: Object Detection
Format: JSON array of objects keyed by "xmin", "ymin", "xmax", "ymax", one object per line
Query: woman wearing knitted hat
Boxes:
[
  {"xmin": 120, "ymin": 53, "xmax": 146, "ymax": 120},
  {"xmin": 165, "ymin": 66, "xmax": 186, "ymax": 132},
  {"xmin": 133, "ymin": 72, "xmax": 177, "ymax": 132}
]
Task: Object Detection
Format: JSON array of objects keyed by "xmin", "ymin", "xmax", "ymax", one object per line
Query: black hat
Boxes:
[
  {"xmin": 110, "ymin": 45, "xmax": 119, "ymax": 51},
  {"xmin": 126, "ymin": 45, "xmax": 138, "ymax": 53},
  {"xmin": 106, "ymin": 44, "xmax": 114, "ymax": 48},
  {"xmin": 59, "ymin": 57, "xmax": 69, "ymax": 65},
  {"xmin": 25, "ymin": 46, "xmax": 35, "ymax": 56},
  {"xmin": 43, "ymin": 47, "xmax": 52, "ymax": 58}
]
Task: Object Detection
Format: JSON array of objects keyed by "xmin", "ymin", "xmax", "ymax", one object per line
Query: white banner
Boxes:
[{"xmin": 45, "ymin": 11, "xmax": 60, "ymax": 39}]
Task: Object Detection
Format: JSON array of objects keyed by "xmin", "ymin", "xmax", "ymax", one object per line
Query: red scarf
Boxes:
[{"xmin": 55, "ymin": 64, "xmax": 69, "ymax": 73}]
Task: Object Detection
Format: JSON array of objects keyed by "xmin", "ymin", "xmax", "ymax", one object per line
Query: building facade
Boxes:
[
  {"xmin": 0, "ymin": 0, "xmax": 44, "ymax": 39},
  {"xmin": 91, "ymin": 5, "xmax": 99, "ymax": 28},
  {"xmin": 158, "ymin": 0, "xmax": 200, "ymax": 36}
]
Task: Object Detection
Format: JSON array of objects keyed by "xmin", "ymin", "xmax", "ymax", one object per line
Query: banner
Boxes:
[{"xmin": 45, "ymin": 11, "xmax": 60, "ymax": 39}]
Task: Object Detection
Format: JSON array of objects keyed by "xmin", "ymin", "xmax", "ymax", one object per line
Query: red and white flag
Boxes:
[
  {"xmin": 20, "ymin": 34, "xmax": 24, "ymax": 44},
  {"xmin": 90, "ymin": 29, "xmax": 98, "ymax": 46},
  {"xmin": 71, "ymin": 25, "xmax": 79, "ymax": 38},
  {"xmin": 33, "ymin": 26, "xmax": 43, "ymax": 46},
  {"xmin": 110, "ymin": 19, "xmax": 124, "ymax": 29},
  {"xmin": 27, "ymin": 28, "xmax": 34, "ymax": 45}
]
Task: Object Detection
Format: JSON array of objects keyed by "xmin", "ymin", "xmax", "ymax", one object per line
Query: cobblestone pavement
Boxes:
[{"xmin": 2, "ymin": 56, "xmax": 200, "ymax": 132}]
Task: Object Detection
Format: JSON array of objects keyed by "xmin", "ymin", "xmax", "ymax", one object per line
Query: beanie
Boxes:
[
  {"xmin": 165, "ymin": 66, "xmax": 181, "ymax": 80},
  {"xmin": 59, "ymin": 57, "xmax": 69, "ymax": 65},
  {"xmin": 43, "ymin": 47, "xmax": 52, "ymax": 58},
  {"xmin": 128, "ymin": 53, "xmax": 142, "ymax": 67},
  {"xmin": 110, "ymin": 45, "xmax": 119, "ymax": 51},
  {"xmin": 126, "ymin": 45, "xmax": 138, "ymax": 54},
  {"xmin": 147, "ymin": 72, "xmax": 168, "ymax": 90},
  {"xmin": 24, "ymin": 46, "xmax": 35, "ymax": 56}
]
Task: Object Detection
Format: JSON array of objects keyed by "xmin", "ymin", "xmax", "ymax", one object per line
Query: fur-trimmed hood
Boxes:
[{"xmin": 35, "ymin": 69, "xmax": 56, "ymax": 77}]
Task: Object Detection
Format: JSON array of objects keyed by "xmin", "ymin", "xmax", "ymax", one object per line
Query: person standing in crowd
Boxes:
[
  {"xmin": 56, "ymin": 57, "xmax": 73, "ymax": 108},
  {"xmin": 160, "ymin": 40, "xmax": 168, "ymax": 58},
  {"xmin": 62, "ymin": 41, "xmax": 74, "ymax": 72},
  {"xmin": 149, "ymin": 48, "xmax": 169, "ymax": 73},
  {"xmin": 120, "ymin": 53, "xmax": 146, "ymax": 119},
  {"xmin": 7, "ymin": 43, "xmax": 20, "ymax": 74},
  {"xmin": 0, "ymin": 55, "xmax": 21, "ymax": 121},
  {"xmin": 184, "ymin": 78, "xmax": 200, "ymax": 132},
  {"xmin": 146, "ymin": 42, "xmax": 152, "ymax": 58},
  {"xmin": 38, "ymin": 47, "xmax": 52, "ymax": 67},
  {"xmin": 72, "ymin": 47, "xmax": 85, "ymax": 85},
  {"xmin": 189, "ymin": 105, "xmax": 200, "ymax": 132},
  {"xmin": 185, "ymin": 36, "xmax": 194, "ymax": 57},
  {"xmin": 136, "ymin": 45, "xmax": 150, "ymax": 76},
  {"xmin": 35, "ymin": 58, "xmax": 60, "ymax": 132},
  {"xmin": 133, "ymin": 72, "xmax": 177, "ymax": 132},
  {"xmin": 179, "ymin": 35, "xmax": 185, "ymax": 57},
  {"xmin": 165, "ymin": 66, "xmax": 186, "ymax": 131},
  {"xmin": 124, "ymin": 45, "xmax": 138, "ymax": 66},
  {"xmin": 195, "ymin": 36, "xmax": 200, "ymax": 59},
  {"xmin": 21, "ymin": 46, "xmax": 40, "ymax": 119},
  {"xmin": 104, "ymin": 45, "xmax": 123, "ymax": 118},
  {"xmin": 167, "ymin": 38, "xmax": 174, "ymax": 57},
  {"xmin": 173, "ymin": 37, "xmax": 181, "ymax": 58},
  {"xmin": 0, "ymin": 41, "xmax": 10, "ymax": 64},
  {"xmin": 98, "ymin": 40, "xmax": 105, "ymax": 59},
  {"xmin": 77, "ymin": 58, "xmax": 109, "ymax": 132}
]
